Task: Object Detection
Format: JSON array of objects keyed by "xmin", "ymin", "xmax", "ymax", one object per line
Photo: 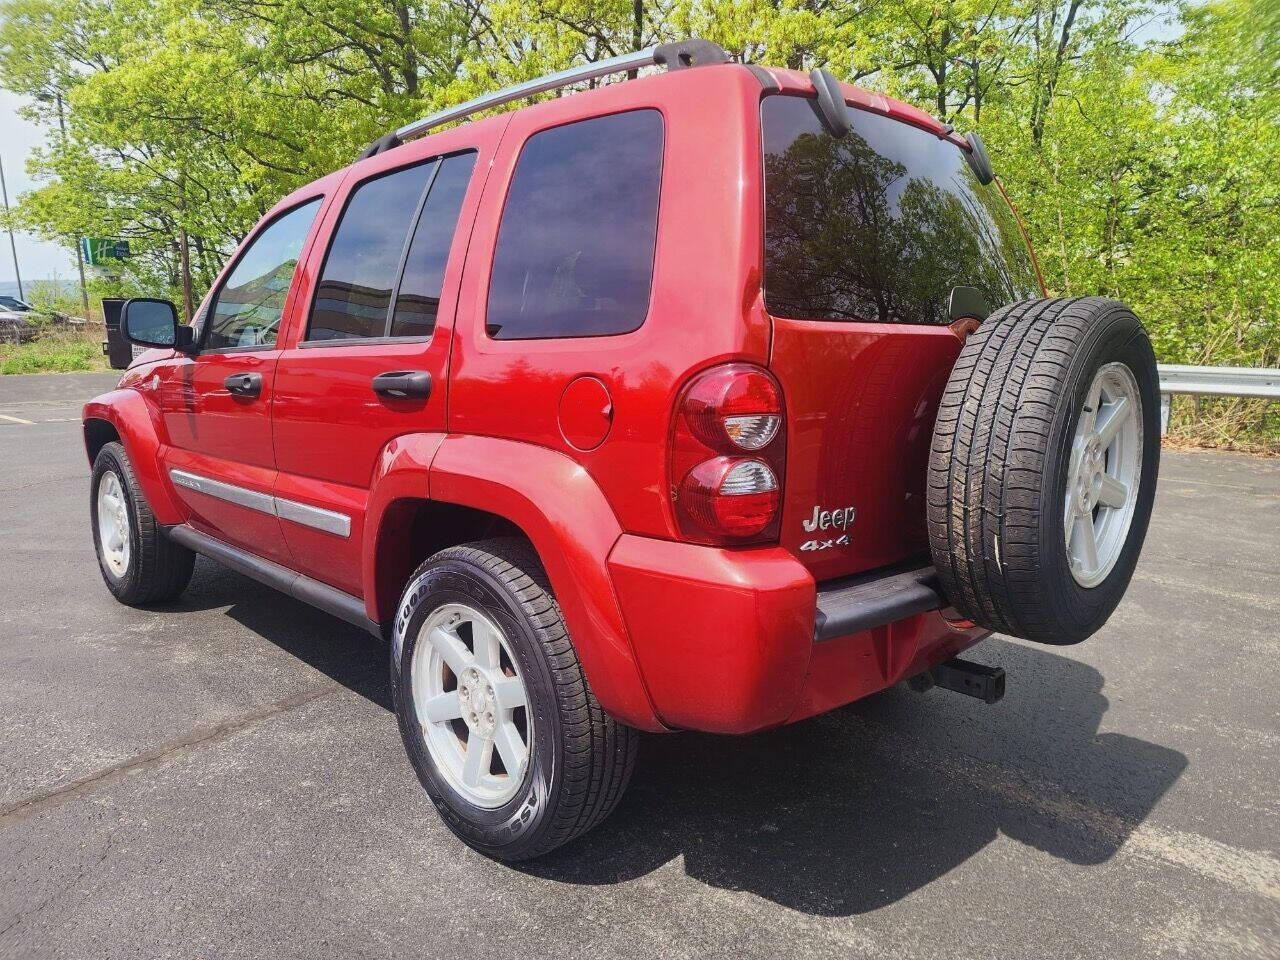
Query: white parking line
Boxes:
[{"xmin": 0, "ymin": 413, "xmax": 35, "ymax": 425}]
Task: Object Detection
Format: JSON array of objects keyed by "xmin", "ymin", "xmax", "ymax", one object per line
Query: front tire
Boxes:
[
  {"xmin": 90, "ymin": 441, "xmax": 195, "ymax": 605},
  {"xmin": 391, "ymin": 537, "xmax": 637, "ymax": 860},
  {"xmin": 927, "ymin": 297, "xmax": 1160, "ymax": 645}
]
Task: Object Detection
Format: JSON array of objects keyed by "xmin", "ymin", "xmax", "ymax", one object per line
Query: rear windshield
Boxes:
[{"xmin": 761, "ymin": 95, "xmax": 1039, "ymax": 324}]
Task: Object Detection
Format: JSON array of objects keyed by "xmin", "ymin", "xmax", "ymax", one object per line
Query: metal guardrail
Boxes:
[{"xmin": 1157, "ymin": 364, "xmax": 1280, "ymax": 434}]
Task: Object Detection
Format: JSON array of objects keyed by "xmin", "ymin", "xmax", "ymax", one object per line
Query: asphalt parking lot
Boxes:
[{"xmin": 1, "ymin": 371, "xmax": 1277, "ymax": 959}]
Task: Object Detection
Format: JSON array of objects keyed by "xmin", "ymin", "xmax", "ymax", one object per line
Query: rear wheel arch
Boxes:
[
  {"xmin": 364, "ymin": 433, "xmax": 663, "ymax": 732},
  {"xmin": 368, "ymin": 497, "xmax": 521, "ymax": 631}
]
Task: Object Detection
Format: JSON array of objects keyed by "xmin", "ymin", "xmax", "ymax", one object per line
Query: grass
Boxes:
[
  {"xmin": 0, "ymin": 324, "xmax": 110, "ymax": 375},
  {"xmin": 1164, "ymin": 395, "xmax": 1279, "ymax": 456},
  {"xmin": 1, "ymin": 319, "xmax": 1273, "ymax": 454}
]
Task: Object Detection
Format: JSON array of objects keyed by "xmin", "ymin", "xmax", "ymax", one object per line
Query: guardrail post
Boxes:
[{"xmin": 1160, "ymin": 393, "xmax": 1171, "ymax": 436}]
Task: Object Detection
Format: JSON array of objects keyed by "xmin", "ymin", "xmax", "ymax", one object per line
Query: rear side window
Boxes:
[
  {"xmin": 761, "ymin": 95, "xmax": 1039, "ymax": 324},
  {"xmin": 308, "ymin": 152, "xmax": 476, "ymax": 342},
  {"xmin": 205, "ymin": 198, "xmax": 320, "ymax": 351},
  {"xmin": 486, "ymin": 110, "xmax": 663, "ymax": 340}
]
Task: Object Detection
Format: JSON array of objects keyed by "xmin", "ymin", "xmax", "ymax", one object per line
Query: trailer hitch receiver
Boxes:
[{"xmin": 908, "ymin": 657, "xmax": 1006, "ymax": 704}]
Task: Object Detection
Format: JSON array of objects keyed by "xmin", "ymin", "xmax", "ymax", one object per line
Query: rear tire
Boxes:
[
  {"xmin": 91, "ymin": 441, "xmax": 195, "ymax": 605},
  {"xmin": 927, "ymin": 297, "xmax": 1160, "ymax": 644},
  {"xmin": 391, "ymin": 537, "xmax": 637, "ymax": 860}
]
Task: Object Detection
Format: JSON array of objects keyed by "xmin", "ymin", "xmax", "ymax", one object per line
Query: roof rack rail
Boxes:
[{"xmin": 358, "ymin": 39, "xmax": 730, "ymax": 160}]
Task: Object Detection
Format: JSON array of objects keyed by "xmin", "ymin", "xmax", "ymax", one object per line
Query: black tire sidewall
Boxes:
[
  {"xmin": 1036, "ymin": 305, "xmax": 1160, "ymax": 642},
  {"xmin": 391, "ymin": 556, "xmax": 562, "ymax": 857},
  {"xmin": 90, "ymin": 444, "xmax": 142, "ymax": 601}
]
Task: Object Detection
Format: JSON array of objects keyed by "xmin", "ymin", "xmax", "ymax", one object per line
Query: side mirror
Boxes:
[{"xmin": 120, "ymin": 297, "xmax": 194, "ymax": 351}]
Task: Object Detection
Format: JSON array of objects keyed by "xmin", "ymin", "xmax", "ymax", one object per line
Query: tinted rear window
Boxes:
[
  {"xmin": 486, "ymin": 109, "xmax": 663, "ymax": 340},
  {"xmin": 391, "ymin": 152, "xmax": 477, "ymax": 338},
  {"xmin": 762, "ymin": 95, "xmax": 1039, "ymax": 324}
]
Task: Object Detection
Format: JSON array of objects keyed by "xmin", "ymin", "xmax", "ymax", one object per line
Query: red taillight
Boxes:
[{"xmin": 670, "ymin": 364, "xmax": 786, "ymax": 544}]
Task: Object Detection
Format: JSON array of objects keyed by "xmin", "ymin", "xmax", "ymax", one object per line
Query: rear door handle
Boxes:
[
  {"xmin": 224, "ymin": 372, "xmax": 262, "ymax": 398},
  {"xmin": 372, "ymin": 370, "xmax": 432, "ymax": 399}
]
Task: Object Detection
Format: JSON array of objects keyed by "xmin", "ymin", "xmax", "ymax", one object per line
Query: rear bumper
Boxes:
[{"xmin": 607, "ymin": 535, "xmax": 988, "ymax": 733}]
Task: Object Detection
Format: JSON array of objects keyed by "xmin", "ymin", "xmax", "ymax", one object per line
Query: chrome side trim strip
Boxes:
[
  {"xmin": 170, "ymin": 469, "xmax": 275, "ymax": 515},
  {"xmin": 273, "ymin": 497, "xmax": 352, "ymax": 538},
  {"xmin": 169, "ymin": 469, "xmax": 352, "ymax": 539}
]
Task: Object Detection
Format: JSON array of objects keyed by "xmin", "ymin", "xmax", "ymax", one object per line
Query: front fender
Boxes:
[
  {"xmin": 428, "ymin": 435, "xmax": 663, "ymax": 732},
  {"xmin": 82, "ymin": 389, "xmax": 184, "ymax": 524}
]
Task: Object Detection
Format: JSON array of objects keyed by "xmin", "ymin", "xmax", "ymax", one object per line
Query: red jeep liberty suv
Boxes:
[{"xmin": 83, "ymin": 40, "xmax": 1160, "ymax": 860}]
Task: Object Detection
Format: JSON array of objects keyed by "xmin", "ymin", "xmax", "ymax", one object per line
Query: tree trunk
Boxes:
[{"xmin": 178, "ymin": 224, "xmax": 194, "ymax": 322}]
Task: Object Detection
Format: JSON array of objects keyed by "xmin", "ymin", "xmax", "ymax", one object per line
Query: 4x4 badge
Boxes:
[{"xmin": 800, "ymin": 535, "xmax": 850, "ymax": 552}]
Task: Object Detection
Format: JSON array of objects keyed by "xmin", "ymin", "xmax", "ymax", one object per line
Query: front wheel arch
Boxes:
[{"xmin": 83, "ymin": 417, "xmax": 121, "ymax": 466}]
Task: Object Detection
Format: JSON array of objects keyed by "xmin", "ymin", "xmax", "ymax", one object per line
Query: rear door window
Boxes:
[
  {"xmin": 761, "ymin": 95, "xmax": 1039, "ymax": 324},
  {"xmin": 486, "ymin": 109, "xmax": 663, "ymax": 340},
  {"xmin": 307, "ymin": 151, "xmax": 476, "ymax": 342},
  {"xmin": 390, "ymin": 153, "xmax": 477, "ymax": 338}
]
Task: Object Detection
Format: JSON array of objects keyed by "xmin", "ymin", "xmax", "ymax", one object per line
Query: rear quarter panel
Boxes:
[{"xmin": 447, "ymin": 65, "xmax": 772, "ymax": 540}]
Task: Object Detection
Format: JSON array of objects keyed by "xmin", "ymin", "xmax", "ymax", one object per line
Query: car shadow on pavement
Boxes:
[
  {"xmin": 519, "ymin": 637, "xmax": 1189, "ymax": 916},
  {"xmin": 163, "ymin": 564, "xmax": 1187, "ymax": 917},
  {"xmin": 165, "ymin": 559, "xmax": 393, "ymax": 710}
]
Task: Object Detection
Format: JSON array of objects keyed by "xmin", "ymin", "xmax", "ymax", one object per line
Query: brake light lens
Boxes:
[{"xmin": 670, "ymin": 364, "xmax": 786, "ymax": 544}]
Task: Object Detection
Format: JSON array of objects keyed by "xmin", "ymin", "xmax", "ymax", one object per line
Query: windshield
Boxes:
[
  {"xmin": 0, "ymin": 296, "xmax": 32, "ymax": 311},
  {"xmin": 761, "ymin": 94, "xmax": 1039, "ymax": 324}
]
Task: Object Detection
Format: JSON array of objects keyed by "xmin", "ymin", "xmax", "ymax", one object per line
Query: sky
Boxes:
[{"xmin": 1, "ymin": 86, "xmax": 76, "ymax": 288}]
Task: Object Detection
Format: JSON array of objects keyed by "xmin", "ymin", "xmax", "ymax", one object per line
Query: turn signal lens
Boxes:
[
  {"xmin": 723, "ymin": 414, "xmax": 781, "ymax": 450},
  {"xmin": 683, "ymin": 364, "xmax": 783, "ymax": 452},
  {"xmin": 679, "ymin": 458, "xmax": 780, "ymax": 539}
]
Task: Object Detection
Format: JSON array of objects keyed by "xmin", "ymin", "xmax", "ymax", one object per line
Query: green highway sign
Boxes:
[{"xmin": 81, "ymin": 238, "xmax": 130, "ymax": 266}]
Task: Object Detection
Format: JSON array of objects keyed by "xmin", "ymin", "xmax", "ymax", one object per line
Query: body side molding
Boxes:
[{"xmin": 169, "ymin": 468, "xmax": 352, "ymax": 537}]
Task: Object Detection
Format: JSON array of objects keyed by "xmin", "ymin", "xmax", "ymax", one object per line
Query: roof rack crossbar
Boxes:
[{"xmin": 392, "ymin": 40, "xmax": 728, "ymax": 144}]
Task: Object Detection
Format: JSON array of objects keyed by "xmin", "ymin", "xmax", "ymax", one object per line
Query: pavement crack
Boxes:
[{"xmin": 0, "ymin": 684, "xmax": 340, "ymax": 829}]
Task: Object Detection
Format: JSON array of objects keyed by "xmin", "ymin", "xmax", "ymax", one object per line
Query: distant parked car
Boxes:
[{"xmin": 0, "ymin": 295, "xmax": 39, "ymax": 343}]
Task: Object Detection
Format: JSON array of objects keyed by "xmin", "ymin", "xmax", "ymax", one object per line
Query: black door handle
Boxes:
[
  {"xmin": 372, "ymin": 370, "xmax": 432, "ymax": 399},
  {"xmin": 224, "ymin": 372, "xmax": 262, "ymax": 398}
]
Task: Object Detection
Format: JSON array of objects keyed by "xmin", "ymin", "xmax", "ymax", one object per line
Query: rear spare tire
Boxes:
[{"xmin": 928, "ymin": 297, "xmax": 1160, "ymax": 644}]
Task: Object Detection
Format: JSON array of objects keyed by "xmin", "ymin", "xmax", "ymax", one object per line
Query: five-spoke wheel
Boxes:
[
  {"xmin": 1064, "ymin": 361, "xmax": 1143, "ymax": 588},
  {"xmin": 411, "ymin": 602, "xmax": 531, "ymax": 808},
  {"xmin": 391, "ymin": 538, "xmax": 637, "ymax": 860},
  {"xmin": 90, "ymin": 441, "xmax": 195, "ymax": 605},
  {"xmin": 96, "ymin": 469, "xmax": 132, "ymax": 580},
  {"xmin": 929, "ymin": 296, "xmax": 1160, "ymax": 645}
]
